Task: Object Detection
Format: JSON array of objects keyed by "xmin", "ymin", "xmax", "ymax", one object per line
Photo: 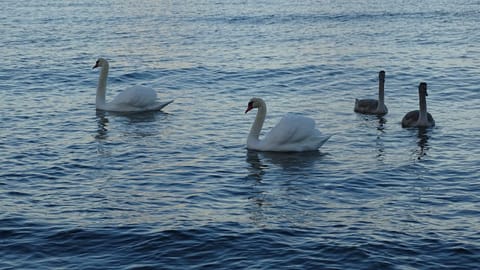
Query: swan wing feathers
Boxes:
[
  {"xmin": 265, "ymin": 113, "xmax": 317, "ymax": 145},
  {"xmin": 354, "ymin": 98, "xmax": 378, "ymax": 113},
  {"xmin": 110, "ymin": 86, "xmax": 158, "ymax": 108}
]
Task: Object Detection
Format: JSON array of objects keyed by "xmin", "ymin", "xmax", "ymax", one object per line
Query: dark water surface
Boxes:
[{"xmin": 1, "ymin": 0, "xmax": 480, "ymax": 269}]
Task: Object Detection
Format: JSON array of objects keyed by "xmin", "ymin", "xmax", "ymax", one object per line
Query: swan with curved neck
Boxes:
[
  {"xmin": 354, "ymin": 70, "xmax": 388, "ymax": 115},
  {"xmin": 93, "ymin": 58, "xmax": 173, "ymax": 112},
  {"xmin": 402, "ymin": 82, "xmax": 435, "ymax": 128},
  {"xmin": 245, "ymin": 98, "xmax": 330, "ymax": 152}
]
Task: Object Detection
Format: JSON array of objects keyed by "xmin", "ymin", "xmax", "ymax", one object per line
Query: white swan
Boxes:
[
  {"xmin": 354, "ymin": 70, "xmax": 388, "ymax": 115},
  {"xmin": 402, "ymin": 82, "xmax": 435, "ymax": 128},
  {"xmin": 92, "ymin": 58, "xmax": 173, "ymax": 112},
  {"xmin": 245, "ymin": 98, "xmax": 330, "ymax": 152}
]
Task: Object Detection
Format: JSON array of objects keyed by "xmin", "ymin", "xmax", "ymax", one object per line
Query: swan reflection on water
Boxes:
[
  {"xmin": 375, "ymin": 116, "xmax": 387, "ymax": 161},
  {"xmin": 356, "ymin": 114, "xmax": 387, "ymax": 131},
  {"xmin": 413, "ymin": 127, "xmax": 431, "ymax": 160},
  {"xmin": 244, "ymin": 150, "xmax": 326, "ymax": 227},
  {"xmin": 246, "ymin": 149, "xmax": 325, "ymax": 176},
  {"xmin": 95, "ymin": 110, "xmax": 169, "ymax": 138},
  {"xmin": 103, "ymin": 109, "xmax": 165, "ymax": 123},
  {"xmin": 95, "ymin": 110, "xmax": 110, "ymax": 140},
  {"xmin": 245, "ymin": 150, "xmax": 268, "ymax": 183},
  {"xmin": 357, "ymin": 114, "xmax": 387, "ymax": 161},
  {"xmin": 376, "ymin": 116, "xmax": 387, "ymax": 131}
]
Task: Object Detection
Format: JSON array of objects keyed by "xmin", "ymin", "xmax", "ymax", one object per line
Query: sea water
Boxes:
[{"xmin": 1, "ymin": 0, "xmax": 480, "ymax": 269}]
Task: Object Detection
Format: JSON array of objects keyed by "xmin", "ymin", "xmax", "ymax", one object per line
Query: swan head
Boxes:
[
  {"xmin": 93, "ymin": 58, "xmax": 108, "ymax": 69},
  {"xmin": 379, "ymin": 70, "xmax": 385, "ymax": 82},
  {"xmin": 245, "ymin": 97, "xmax": 265, "ymax": 114},
  {"xmin": 419, "ymin": 82, "xmax": 428, "ymax": 96}
]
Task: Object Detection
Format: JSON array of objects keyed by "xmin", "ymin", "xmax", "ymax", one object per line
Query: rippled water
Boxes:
[{"xmin": 2, "ymin": 0, "xmax": 480, "ymax": 269}]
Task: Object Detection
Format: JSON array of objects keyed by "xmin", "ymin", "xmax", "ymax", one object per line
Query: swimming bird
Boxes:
[
  {"xmin": 245, "ymin": 98, "xmax": 330, "ymax": 152},
  {"xmin": 401, "ymin": 82, "xmax": 435, "ymax": 128},
  {"xmin": 93, "ymin": 58, "xmax": 173, "ymax": 112},
  {"xmin": 354, "ymin": 70, "xmax": 388, "ymax": 115}
]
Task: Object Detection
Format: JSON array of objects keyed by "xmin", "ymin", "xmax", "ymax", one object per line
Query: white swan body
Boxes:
[
  {"xmin": 354, "ymin": 70, "xmax": 388, "ymax": 115},
  {"xmin": 402, "ymin": 82, "xmax": 435, "ymax": 128},
  {"xmin": 93, "ymin": 58, "xmax": 173, "ymax": 112},
  {"xmin": 245, "ymin": 98, "xmax": 330, "ymax": 152}
]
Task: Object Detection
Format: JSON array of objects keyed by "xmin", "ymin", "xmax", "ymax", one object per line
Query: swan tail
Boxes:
[
  {"xmin": 315, "ymin": 134, "xmax": 331, "ymax": 149},
  {"xmin": 152, "ymin": 100, "xmax": 174, "ymax": 111}
]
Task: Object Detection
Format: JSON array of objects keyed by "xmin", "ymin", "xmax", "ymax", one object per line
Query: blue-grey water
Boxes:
[{"xmin": 2, "ymin": 0, "xmax": 480, "ymax": 269}]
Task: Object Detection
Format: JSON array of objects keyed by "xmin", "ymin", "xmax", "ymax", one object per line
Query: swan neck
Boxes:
[
  {"xmin": 96, "ymin": 63, "xmax": 109, "ymax": 107},
  {"xmin": 418, "ymin": 89, "xmax": 428, "ymax": 124},
  {"xmin": 248, "ymin": 102, "xmax": 267, "ymax": 143},
  {"xmin": 378, "ymin": 78, "xmax": 385, "ymax": 104}
]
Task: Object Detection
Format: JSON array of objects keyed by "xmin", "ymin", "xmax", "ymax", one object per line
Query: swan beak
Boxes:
[
  {"xmin": 245, "ymin": 105, "xmax": 253, "ymax": 114},
  {"xmin": 92, "ymin": 64, "xmax": 98, "ymax": 69}
]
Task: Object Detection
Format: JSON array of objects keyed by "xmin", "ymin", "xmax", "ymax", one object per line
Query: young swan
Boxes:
[
  {"xmin": 93, "ymin": 58, "xmax": 173, "ymax": 112},
  {"xmin": 354, "ymin": 70, "xmax": 388, "ymax": 115},
  {"xmin": 245, "ymin": 97, "xmax": 330, "ymax": 152},
  {"xmin": 401, "ymin": 82, "xmax": 435, "ymax": 128}
]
